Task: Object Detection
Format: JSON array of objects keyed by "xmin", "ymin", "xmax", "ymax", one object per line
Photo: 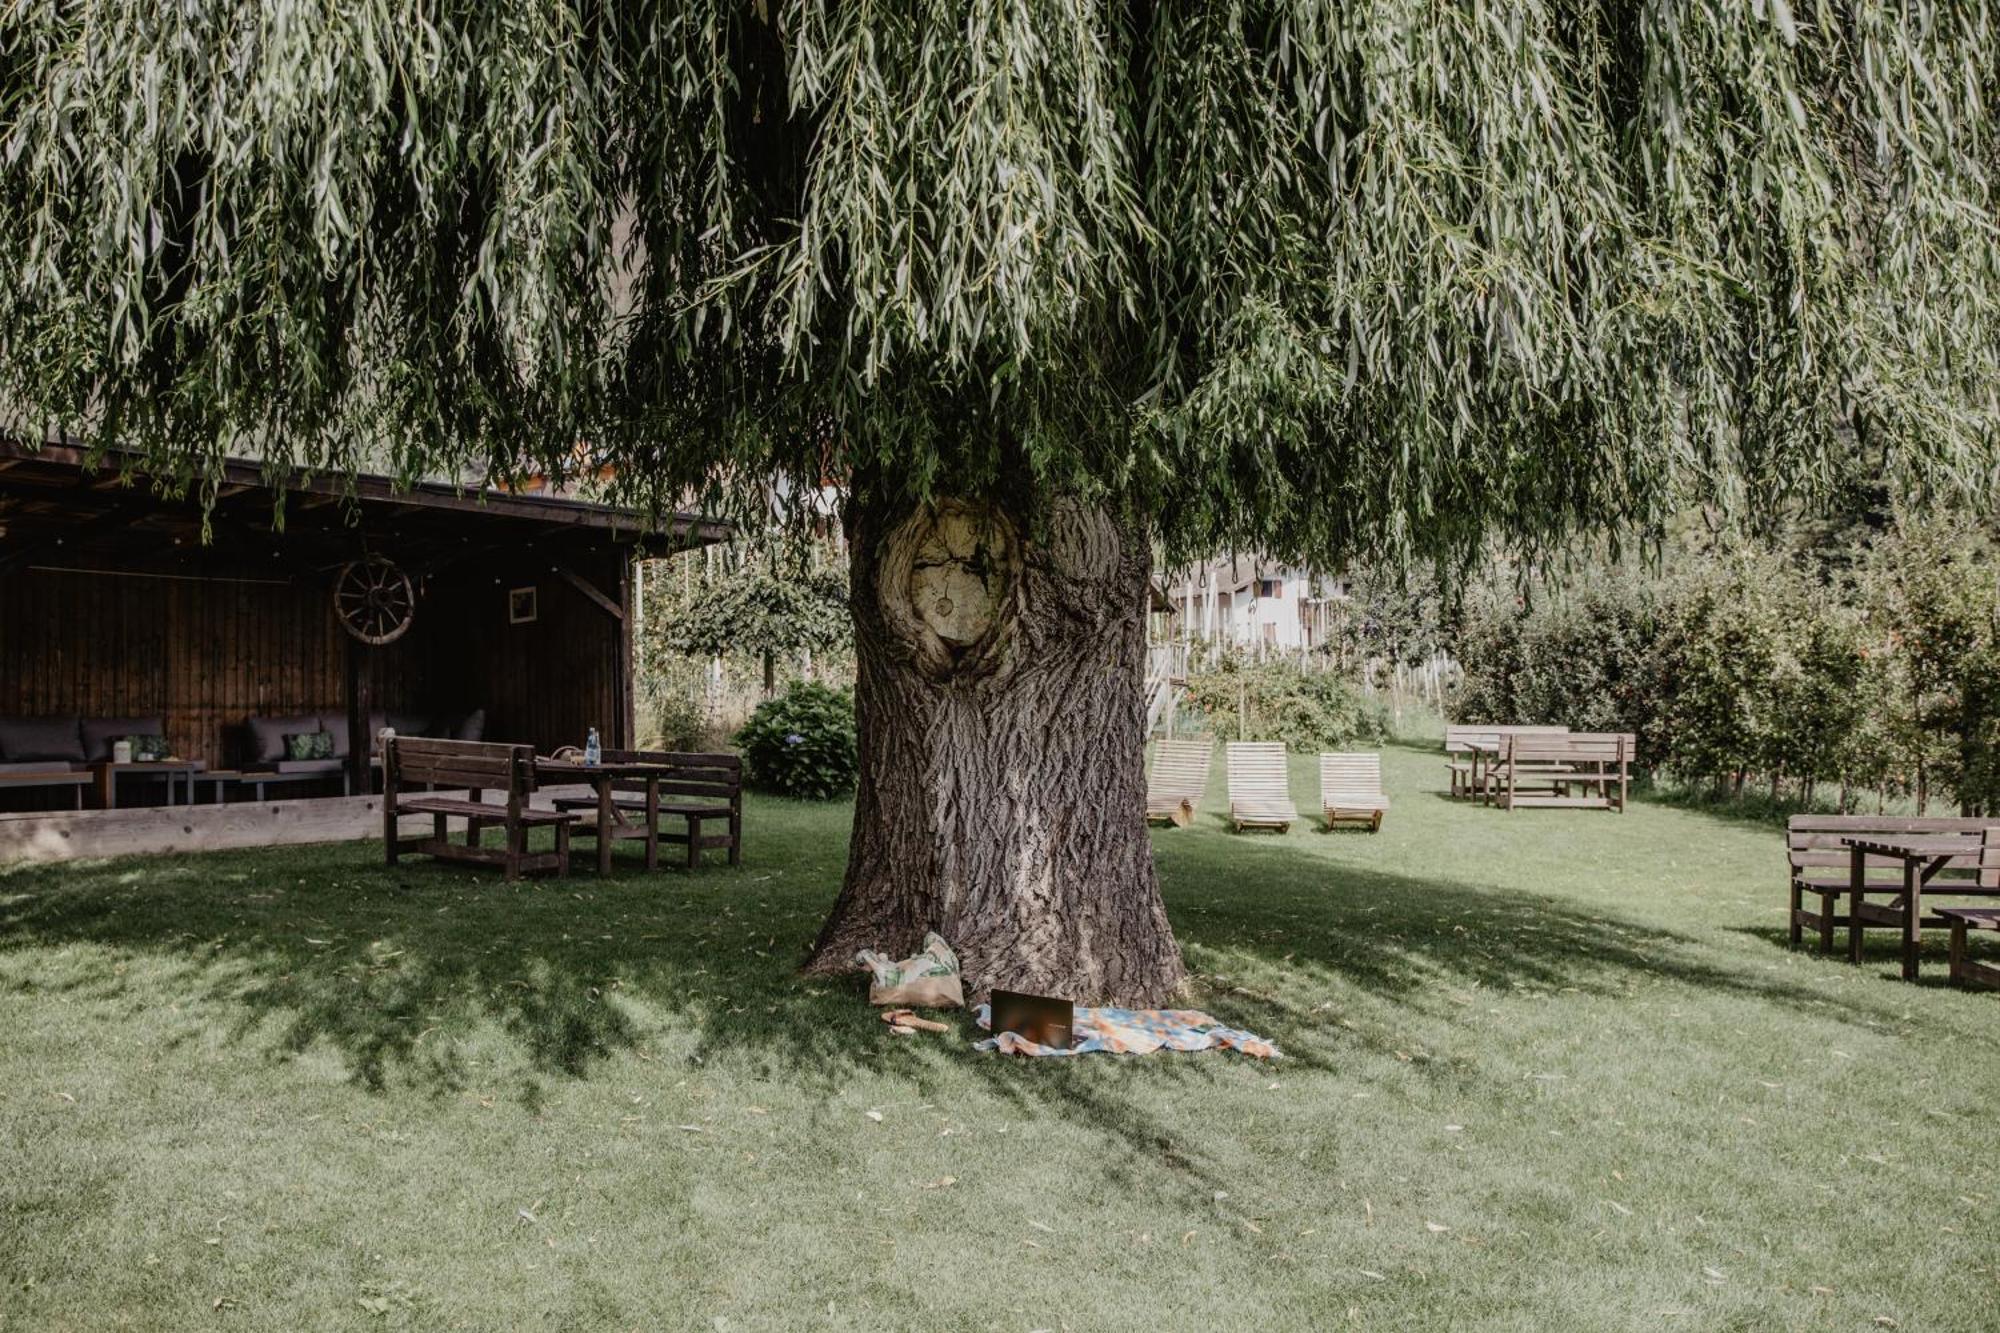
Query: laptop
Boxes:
[{"xmin": 989, "ymin": 989, "xmax": 1074, "ymax": 1049}]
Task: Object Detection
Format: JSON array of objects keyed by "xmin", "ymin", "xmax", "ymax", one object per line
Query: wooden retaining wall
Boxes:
[{"xmin": 0, "ymin": 785, "xmax": 599, "ymax": 864}]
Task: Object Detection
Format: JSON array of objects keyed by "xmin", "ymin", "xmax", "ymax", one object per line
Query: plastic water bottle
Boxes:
[{"xmin": 584, "ymin": 727, "xmax": 601, "ymax": 767}]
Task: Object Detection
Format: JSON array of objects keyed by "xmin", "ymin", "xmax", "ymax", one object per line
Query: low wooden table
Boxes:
[
  {"xmin": 0, "ymin": 770, "xmax": 90, "ymax": 809},
  {"xmin": 190, "ymin": 770, "xmax": 242, "ymax": 803},
  {"xmin": 1939, "ymin": 908, "xmax": 2000, "ymax": 991},
  {"xmin": 91, "ymin": 760, "xmax": 206, "ymax": 809},
  {"xmin": 1841, "ymin": 835, "xmax": 1986, "ymax": 979},
  {"xmin": 233, "ymin": 770, "xmax": 334, "ymax": 801},
  {"xmin": 535, "ymin": 759, "xmax": 668, "ymax": 875}
]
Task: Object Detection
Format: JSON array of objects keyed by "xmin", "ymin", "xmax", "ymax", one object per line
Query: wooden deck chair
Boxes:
[
  {"xmin": 1225, "ymin": 741, "xmax": 1299, "ymax": 832},
  {"xmin": 1319, "ymin": 752, "xmax": 1389, "ymax": 832},
  {"xmin": 1145, "ymin": 739, "xmax": 1212, "ymax": 828}
]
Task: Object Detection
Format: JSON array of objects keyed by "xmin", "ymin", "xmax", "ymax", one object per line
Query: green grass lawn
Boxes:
[{"xmin": 3, "ymin": 745, "xmax": 1996, "ymax": 1331}]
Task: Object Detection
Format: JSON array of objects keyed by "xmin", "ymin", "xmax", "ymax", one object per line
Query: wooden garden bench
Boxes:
[
  {"xmin": 1443, "ymin": 724, "xmax": 1567, "ymax": 799},
  {"xmin": 553, "ymin": 749, "xmax": 742, "ymax": 868},
  {"xmin": 1146, "ymin": 739, "xmax": 1212, "ymax": 827},
  {"xmin": 1939, "ymin": 907, "xmax": 2000, "ymax": 990},
  {"xmin": 1784, "ymin": 816, "xmax": 2000, "ymax": 972},
  {"xmin": 1226, "ymin": 741, "xmax": 1299, "ymax": 832},
  {"xmin": 1492, "ymin": 732, "xmax": 1631, "ymax": 812},
  {"xmin": 383, "ymin": 737, "xmax": 574, "ymax": 880},
  {"xmin": 1319, "ymin": 752, "xmax": 1388, "ymax": 831}
]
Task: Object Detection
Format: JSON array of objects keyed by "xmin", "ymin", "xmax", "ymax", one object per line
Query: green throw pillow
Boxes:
[
  {"xmin": 283, "ymin": 731, "xmax": 333, "ymax": 761},
  {"xmin": 121, "ymin": 734, "xmax": 170, "ymax": 762}
]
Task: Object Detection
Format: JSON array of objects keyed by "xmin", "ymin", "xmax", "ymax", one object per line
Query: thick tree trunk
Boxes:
[{"xmin": 805, "ymin": 490, "xmax": 1186, "ymax": 1006}]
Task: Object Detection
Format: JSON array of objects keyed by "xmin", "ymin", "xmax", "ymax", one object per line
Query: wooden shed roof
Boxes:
[{"xmin": 0, "ymin": 439, "xmax": 729, "ymax": 579}]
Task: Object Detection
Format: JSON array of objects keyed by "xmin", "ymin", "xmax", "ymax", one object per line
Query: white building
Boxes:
[{"xmin": 1160, "ymin": 555, "xmax": 1347, "ymax": 653}]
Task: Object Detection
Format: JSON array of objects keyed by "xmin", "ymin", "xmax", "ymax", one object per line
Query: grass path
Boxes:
[{"xmin": 2, "ymin": 744, "xmax": 1996, "ymax": 1330}]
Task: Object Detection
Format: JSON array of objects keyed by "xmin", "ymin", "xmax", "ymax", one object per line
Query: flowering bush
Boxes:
[{"xmin": 735, "ymin": 683, "xmax": 859, "ymax": 799}]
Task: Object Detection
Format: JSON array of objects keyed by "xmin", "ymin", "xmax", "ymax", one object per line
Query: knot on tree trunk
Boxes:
[{"xmin": 877, "ymin": 499, "xmax": 1022, "ymax": 681}]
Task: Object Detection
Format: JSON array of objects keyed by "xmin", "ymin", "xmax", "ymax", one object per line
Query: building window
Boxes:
[{"xmin": 1257, "ymin": 579, "xmax": 1282, "ymax": 599}]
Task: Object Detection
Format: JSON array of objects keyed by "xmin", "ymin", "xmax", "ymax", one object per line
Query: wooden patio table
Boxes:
[
  {"xmin": 1841, "ymin": 834, "xmax": 1989, "ymax": 980},
  {"xmin": 534, "ymin": 758, "xmax": 666, "ymax": 875}
]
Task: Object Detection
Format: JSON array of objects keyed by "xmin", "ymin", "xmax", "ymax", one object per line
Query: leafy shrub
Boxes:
[
  {"xmin": 1454, "ymin": 570, "xmax": 1668, "ymax": 751},
  {"xmin": 1183, "ymin": 660, "xmax": 1390, "ymax": 751},
  {"xmin": 735, "ymin": 682, "xmax": 859, "ymax": 799},
  {"xmin": 641, "ymin": 692, "xmax": 711, "ymax": 753}
]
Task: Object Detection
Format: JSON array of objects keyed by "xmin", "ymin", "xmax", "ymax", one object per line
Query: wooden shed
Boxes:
[{"xmin": 0, "ymin": 439, "xmax": 726, "ymax": 812}]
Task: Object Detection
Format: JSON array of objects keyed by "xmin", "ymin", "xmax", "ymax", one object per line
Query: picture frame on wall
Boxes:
[{"xmin": 508, "ymin": 585, "xmax": 538, "ymax": 624}]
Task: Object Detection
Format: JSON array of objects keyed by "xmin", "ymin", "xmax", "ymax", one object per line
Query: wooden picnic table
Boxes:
[
  {"xmin": 1462, "ymin": 738, "xmax": 1501, "ymax": 804},
  {"xmin": 1841, "ymin": 834, "xmax": 1988, "ymax": 980},
  {"xmin": 534, "ymin": 758, "xmax": 669, "ymax": 875}
]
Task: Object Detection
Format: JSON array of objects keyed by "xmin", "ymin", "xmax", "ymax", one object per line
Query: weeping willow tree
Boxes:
[{"xmin": 4, "ymin": 3, "xmax": 1998, "ymax": 1002}]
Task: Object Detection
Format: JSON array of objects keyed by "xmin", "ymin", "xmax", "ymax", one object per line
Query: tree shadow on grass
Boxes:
[
  {"xmin": 0, "ymin": 829, "xmax": 1923, "ymax": 1194},
  {"xmin": 1152, "ymin": 834, "xmax": 1917, "ymax": 1052}
]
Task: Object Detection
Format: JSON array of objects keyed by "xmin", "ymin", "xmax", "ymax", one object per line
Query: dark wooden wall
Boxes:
[
  {"xmin": 0, "ymin": 550, "xmax": 630, "ymax": 771},
  {"xmin": 420, "ymin": 549, "xmax": 632, "ymax": 756}
]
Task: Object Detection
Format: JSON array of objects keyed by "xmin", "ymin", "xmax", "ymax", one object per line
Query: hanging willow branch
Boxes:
[{"xmin": 2, "ymin": 1, "xmax": 1995, "ymax": 562}]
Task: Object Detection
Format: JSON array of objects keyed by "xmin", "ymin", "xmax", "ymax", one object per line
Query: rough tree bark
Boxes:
[{"xmin": 804, "ymin": 487, "xmax": 1186, "ymax": 1006}]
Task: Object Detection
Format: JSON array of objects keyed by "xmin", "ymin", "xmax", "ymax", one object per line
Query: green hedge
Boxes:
[
  {"xmin": 1182, "ymin": 660, "xmax": 1391, "ymax": 751},
  {"xmin": 1453, "ymin": 521, "xmax": 2000, "ymax": 812}
]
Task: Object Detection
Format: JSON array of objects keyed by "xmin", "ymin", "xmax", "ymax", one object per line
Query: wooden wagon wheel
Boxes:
[{"xmin": 333, "ymin": 555, "xmax": 416, "ymax": 645}]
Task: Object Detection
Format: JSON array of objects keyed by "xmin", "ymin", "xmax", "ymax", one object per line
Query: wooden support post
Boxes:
[
  {"xmin": 382, "ymin": 744, "xmax": 400, "ymax": 866},
  {"xmin": 1848, "ymin": 844, "xmax": 1867, "ymax": 963},
  {"xmin": 344, "ymin": 634, "xmax": 373, "ymax": 797},
  {"xmin": 1902, "ymin": 858, "xmax": 1923, "ymax": 980},
  {"xmin": 619, "ymin": 560, "xmax": 635, "ymax": 748}
]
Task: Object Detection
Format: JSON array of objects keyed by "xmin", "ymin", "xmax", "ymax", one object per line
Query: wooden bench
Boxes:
[
  {"xmin": 553, "ymin": 749, "xmax": 742, "ymax": 868},
  {"xmin": 1319, "ymin": 752, "xmax": 1388, "ymax": 832},
  {"xmin": 1492, "ymin": 732, "xmax": 1631, "ymax": 812},
  {"xmin": 1226, "ymin": 741, "xmax": 1299, "ymax": 832},
  {"xmin": 1146, "ymin": 739, "xmax": 1212, "ymax": 828},
  {"xmin": 383, "ymin": 737, "xmax": 575, "ymax": 880},
  {"xmin": 1940, "ymin": 908, "xmax": 2000, "ymax": 990},
  {"xmin": 1784, "ymin": 816, "xmax": 2000, "ymax": 965},
  {"xmin": 1443, "ymin": 725, "xmax": 1568, "ymax": 799}
]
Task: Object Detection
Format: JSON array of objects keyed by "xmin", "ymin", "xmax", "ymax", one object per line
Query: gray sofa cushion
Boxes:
[
  {"xmin": 0, "ymin": 716, "xmax": 85, "ymax": 763},
  {"xmin": 272, "ymin": 758, "xmax": 343, "ymax": 774},
  {"xmin": 81, "ymin": 716, "xmax": 168, "ymax": 762},
  {"xmin": 247, "ymin": 714, "xmax": 323, "ymax": 765},
  {"xmin": 0, "ymin": 759, "xmax": 84, "ymax": 774}
]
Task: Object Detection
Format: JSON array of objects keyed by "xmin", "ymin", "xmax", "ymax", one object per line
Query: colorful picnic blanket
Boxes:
[{"xmin": 974, "ymin": 1003, "xmax": 1281, "ymax": 1059}]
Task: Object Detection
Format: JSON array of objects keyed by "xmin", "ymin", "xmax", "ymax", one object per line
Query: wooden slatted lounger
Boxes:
[
  {"xmin": 1145, "ymin": 738, "xmax": 1212, "ymax": 828},
  {"xmin": 1226, "ymin": 741, "xmax": 1299, "ymax": 832},
  {"xmin": 1319, "ymin": 752, "xmax": 1389, "ymax": 832}
]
